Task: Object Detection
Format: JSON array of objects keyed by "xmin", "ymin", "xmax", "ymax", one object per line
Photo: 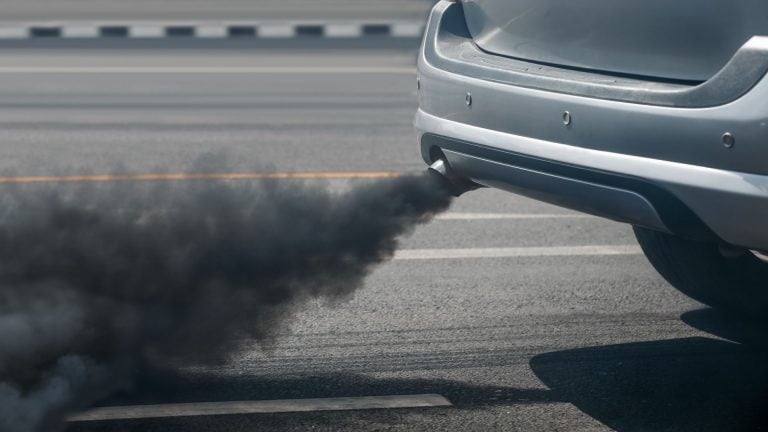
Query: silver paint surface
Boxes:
[{"xmin": 462, "ymin": 0, "xmax": 768, "ymax": 81}]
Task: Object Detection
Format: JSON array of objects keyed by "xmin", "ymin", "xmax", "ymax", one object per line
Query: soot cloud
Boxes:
[{"xmin": 0, "ymin": 172, "xmax": 454, "ymax": 431}]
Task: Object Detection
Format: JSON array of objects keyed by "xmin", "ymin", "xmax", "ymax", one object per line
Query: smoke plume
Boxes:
[{"xmin": 0, "ymin": 171, "xmax": 453, "ymax": 431}]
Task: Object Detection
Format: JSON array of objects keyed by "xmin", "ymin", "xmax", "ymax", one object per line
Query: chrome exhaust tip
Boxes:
[
  {"xmin": 428, "ymin": 159, "xmax": 451, "ymax": 177},
  {"xmin": 428, "ymin": 159, "xmax": 479, "ymax": 197}
]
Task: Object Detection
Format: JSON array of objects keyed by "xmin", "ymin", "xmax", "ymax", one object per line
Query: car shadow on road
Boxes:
[
  {"xmin": 67, "ymin": 308, "xmax": 768, "ymax": 432},
  {"xmin": 530, "ymin": 308, "xmax": 768, "ymax": 432}
]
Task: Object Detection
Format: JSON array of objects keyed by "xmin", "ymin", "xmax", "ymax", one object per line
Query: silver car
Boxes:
[{"xmin": 419, "ymin": 0, "xmax": 768, "ymax": 317}]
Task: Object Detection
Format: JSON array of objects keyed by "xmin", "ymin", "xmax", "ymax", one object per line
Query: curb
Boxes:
[{"xmin": 0, "ymin": 22, "xmax": 425, "ymax": 40}]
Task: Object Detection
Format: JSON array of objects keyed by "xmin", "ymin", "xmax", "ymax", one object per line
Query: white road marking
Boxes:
[
  {"xmin": 325, "ymin": 24, "xmax": 363, "ymax": 38},
  {"xmin": 0, "ymin": 66, "xmax": 415, "ymax": 74},
  {"xmin": 394, "ymin": 245, "xmax": 642, "ymax": 260},
  {"xmin": 0, "ymin": 27, "xmax": 27, "ymax": 39},
  {"xmin": 129, "ymin": 25, "xmax": 165, "ymax": 38},
  {"xmin": 257, "ymin": 24, "xmax": 295, "ymax": 38},
  {"xmin": 436, "ymin": 212, "xmax": 593, "ymax": 221},
  {"xmin": 391, "ymin": 22, "xmax": 424, "ymax": 38},
  {"xmin": 0, "ymin": 21, "xmax": 426, "ymax": 40},
  {"xmin": 195, "ymin": 25, "xmax": 228, "ymax": 38},
  {"xmin": 68, "ymin": 394, "xmax": 452, "ymax": 422},
  {"xmin": 61, "ymin": 26, "xmax": 99, "ymax": 38}
]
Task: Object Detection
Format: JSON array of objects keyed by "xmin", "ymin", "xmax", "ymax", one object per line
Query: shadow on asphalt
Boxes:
[
  {"xmin": 67, "ymin": 308, "xmax": 768, "ymax": 431},
  {"xmin": 530, "ymin": 308, "xmax": 768, "ymax": 432},
  {"xmin": 681, "ymin": 307, "xmax": 768, "ymax": 351}
]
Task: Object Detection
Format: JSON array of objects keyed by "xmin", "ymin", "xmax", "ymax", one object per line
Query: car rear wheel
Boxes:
[{"xmin": 633, "ymin": 226, "xmax": 768, "ymax": 318}]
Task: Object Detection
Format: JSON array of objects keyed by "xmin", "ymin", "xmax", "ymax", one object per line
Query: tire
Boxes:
[{"xmin": 633, "ymin": 226, "xmax": 768, "ymax": 318}]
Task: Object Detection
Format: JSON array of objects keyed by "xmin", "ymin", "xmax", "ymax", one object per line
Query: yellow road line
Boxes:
[{"xmin": 0, "ymin": 171, "xmax": 402, "ymax": 184}]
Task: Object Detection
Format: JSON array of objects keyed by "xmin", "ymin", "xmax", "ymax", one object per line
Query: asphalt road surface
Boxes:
[
  {"xmin": 0, "ymin": 48, "xmax": 765, "ymax": 431},
  {"xmin": 0, "ymin": 0, "xmax": 436, "ymax": 22}
]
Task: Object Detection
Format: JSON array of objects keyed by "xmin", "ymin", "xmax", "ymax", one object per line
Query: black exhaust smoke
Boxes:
[{"xmin": 0, "ymin": 171, "xmax": 455, "ymax": 431}]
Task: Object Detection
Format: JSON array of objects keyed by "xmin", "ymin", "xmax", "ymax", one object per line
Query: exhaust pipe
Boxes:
[{"xmin": 428, "ymin": 158, "xmax": 479, "ymax": 197}]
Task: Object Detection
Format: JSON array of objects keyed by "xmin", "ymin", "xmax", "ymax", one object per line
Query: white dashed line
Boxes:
[
  {"xmin": 61, "ymin": 25, "xmax": 99, "ymax": 38},
  {"xmin": 391, "ymin": 22, "xmax": 425, "ymax": 38},
  {"xmin": 129, "ymin": 25, "xmax": 165, "ymax": 38},
  {"xmin": 436, "ymin": 213, "xmax": 593, "ymax": 220},
  {"xmin": 325, "ymin": 24, "xmax": 363, "ymax": 38},
  {"xmin": 394, "ymin": 245, "xmax": 643, "ymax": 260},
  {"xmin": 68, "ymin": 394, "xmax": 452, "ymax": 422},
  {"xmin": 0, "ymin": 22, "xmax": 425, "ymax": 40},
  {"xmin": 257, "ymin": 24, "xmax": 296, "ymax": 38},
  {"xmin": 0, "ymin": 27, "xmax": 27, "ymax": 39},
  {"xmin": 194, "ymin": 25, "xmax": 228, "ymax": 38}
]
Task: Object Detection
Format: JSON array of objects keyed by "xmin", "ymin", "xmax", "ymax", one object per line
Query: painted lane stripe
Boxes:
[
  {"xmin": 61, "ymin": 26, "xmax": 100, "ymax": 38},
  {"xmin": 436, "ymin": 213, "xmax": 592, "ymax": 220},
  {"xmin": 325, "ymin": 24, "xmax": 363, "ymax": 38},
  {"xmin": 68, "ymin": 394, "xmax": 452, "ymax": 422},
  {"xmin": 0, "ymin": 66, "xmax": 415, "ymax": 74},
  {"xmin": 129, "ymin": 25, "xmax": 165, "ymax": 38},
  {"xmin": 0, "ymin": 27, "xmax": 27, "ymax": 39},
  {"xmin": 391, "ymin": 22, "xmax": 425, "ymax": 38},
  {"xmin": 195, "ymin": 25, "xmax": 228, "ymax": 38},
  {"xmin": 0, "ymin": 171, "xmax": 401, "ymax": 184},
  {"xmin": 394, "ymin": 245, "xmax": 642, "ymax": 260},
  {"xmin": 0, "ymin": 22, "xmax": 425, "ymax": 40},
  {"xmin": 257, "ymin": 24, "xmax": 295, "ymax": 38}
]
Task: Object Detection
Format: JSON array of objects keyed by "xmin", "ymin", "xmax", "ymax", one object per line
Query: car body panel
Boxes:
[
  {"xmin": 462, "ymin": 0, "xmax": 768, "ymax": 82},
  {"xmin": 417, "ymin": 113, "xmax": 768, "ymax": 250},
  {"xmin": 416, "ymin": 1, "xmax": 768, "ymax": 250},
  {"xmin": 426, "ymin": 2, "xmax": 768, "ymax": 110}
]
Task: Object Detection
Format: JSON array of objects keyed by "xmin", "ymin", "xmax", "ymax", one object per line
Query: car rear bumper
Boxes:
[{"xmin": 416, "ymin": 1, "xmax": 768, "ymax": 250}]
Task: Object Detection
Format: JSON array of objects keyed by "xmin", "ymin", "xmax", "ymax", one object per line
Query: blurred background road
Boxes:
[
  {"xmin": 0, "ymin": 1, "xmax": 764, "ymax": 431},
  {"xmin": 0, "ymin": 0, "xmax": 436, "ymax": 22}
]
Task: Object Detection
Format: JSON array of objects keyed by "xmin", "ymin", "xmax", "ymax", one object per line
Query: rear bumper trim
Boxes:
[{"xmin": 416, "ymin": 109, "xmax": 768, "ymax": 250}]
